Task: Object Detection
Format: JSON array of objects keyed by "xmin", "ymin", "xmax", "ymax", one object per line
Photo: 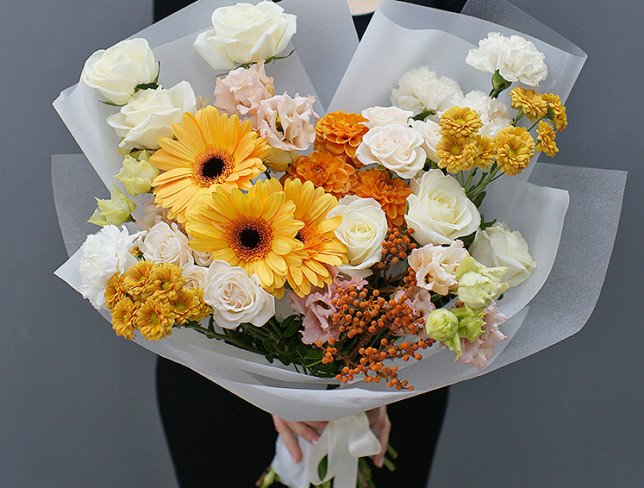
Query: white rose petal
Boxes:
[
  {"xmin": 327, "ymin": 196, "xmax": 388, "ymax": 278},
  {"xmin": 141, "ymin": 221, "xmax": 194, "ymax": 267},
  {"xmin": 194, "ymin": 1, "xmax": 297, "ymax": 70},
  {"xmin": 81, "ymin": 38, "xmax": 157, "ymax": 105},
  {"xmin": 405, "ymin": 170, "xmax": 481, "ymax": 245},
  {"xmin": 470, "ymin": 222, "xmax": 536, "ymax": 287},
  {"xmin": 204, "ymin": 261, "xmax": 275, "ymax": 329},
  {"xmin": 356, "ymin": 124, "xmax": 426, "ymax": 179},
  {"xmin": 107, "ymin": 81, "xmax": 196, "ymax": 151},
  {"xmin": 410, "ymin": 119, "xmax": 441, "ymax": 162},
  {"xmin": 391, "ymin": 67, "xmax": 463, "ymax": 115},
  {"xmin": 182, "ymin": 264, "xmax": 210, "ymax": 290},
  {"xmin": 450, "ymin": 90, "xmax": 512, "ymax": 138},
  {"xmin": 361, "ymin": 106, "xmax": 414, "ymax": 129},
  {"xmin": 79, "ymin": 225, "xmax": 142, "ymax": 310},
  {"xmin": 466, "ymin": 32, "xmax": 548, "ymax": 86}
]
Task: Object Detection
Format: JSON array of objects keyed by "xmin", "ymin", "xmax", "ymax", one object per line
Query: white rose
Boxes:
[
  {"xmin": 450, "ymin": 90, "xmax": 512, "ymax": 137},
  {"xmin": 410, "ymin": 119, "xmax": 441, "ymax": 162},
  {"xmin": 107, "ymin": 81, "xmax": 196, "ymax": 151},
  {"xmin": 141, "ymin": 222, "xmax": 194, "ymax": 267},
  {"xmin": 466, "ymin": 32, "xmax": 548, "ymax": 86},
  {"xmin": 356, "ymin": 124, "xmax": 426, "ymax": 179},
  {"xmin": 182, "ymin": 264, "xmax": 210, "ymax": 290},
  {"xmin": 204, "ymin": 261, "xmax": 275, "ymax": 329},
  {"xmin": 79, "ymin": 225, "xmax": 141, "ymax": 310},
  {"xmin": 81, "ymin": 38, "xmax": 158, "ymax": 105},
  {"xmin": 405, "ymin": 170, "xmax": 480, "ymax": 245},
  {"xmin": 327, "ymin": 196, "xmax": 388, "ymax": 278},
  {"xmin": 470, "ymin": 222, "xmax": 536, "ymax": 287},
  {"xmin": 361, "ymin": 106, "xmax": 414, "ymax": 129},
  {"xmin": 194, "ymin": 1, "xmax": 297, "ymax": 70},
  {"xmin": 391, "ymin": 67, "xmax": 463, "ymax": 115}
]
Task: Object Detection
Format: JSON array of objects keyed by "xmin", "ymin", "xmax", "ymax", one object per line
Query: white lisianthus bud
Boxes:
[
  {"xmin": 81, "ymin": 38, "xmax": 158, "ymax": 105},
  {"xmin": 88, "ymin": 186, "xmax": 136, "ymax": 227},
  {"xmin": 456, "ymin": 255, "xmax": 509, "ymax": 310},
  {"xmin": 115, "ymin": 151, "xmax": 159, "ymax": 195}
]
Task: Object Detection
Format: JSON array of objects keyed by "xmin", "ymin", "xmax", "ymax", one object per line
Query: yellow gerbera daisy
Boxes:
[
  {"xmin": 509, "ymin": 87, "xmax": 548, "ymax": 120},
  {"xmin": 439, "ymin": 106, "xmax": 483, "ymax": 138},
  {"xmin": 543, "ymin": 93, "xmax": 568, "ymax": 131},
  {"xmin": 494, "ymin": 126, "xmax": 536, "ymax": 176},
  {"xmin": 536, "ymin": 121, "xmax": 559, "ymax": 157},
  {"xmin": 435, "ymin": 135, "xmax": 479, "ymax": 173},
  {"xmin": 186, "ymin": 180, "xmax": 304, "ymax": 293},
  {"xmin": 151, "ymin": 106, "xmax": 270, "ymax": 223},
  {"xmin": 282, "ymin": 179, "xmax": 348, "ymax": 297}
]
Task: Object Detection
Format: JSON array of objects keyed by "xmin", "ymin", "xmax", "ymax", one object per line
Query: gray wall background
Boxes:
[{"xmin": 0, "ymin": 0, "xmax": 641, "ymax": 487}]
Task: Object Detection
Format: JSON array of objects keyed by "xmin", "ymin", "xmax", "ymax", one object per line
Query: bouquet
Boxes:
[{"xmin": 52, "ymin": 1, "xmax": 624, "ymax": 487}]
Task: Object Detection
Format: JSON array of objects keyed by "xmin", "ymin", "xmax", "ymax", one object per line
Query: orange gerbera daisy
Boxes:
[
  {"xmin": 282, "ymin": 179, "xmax": 348, "ymax": 296},
  {"xmin": 186, "ymin": 180, "xmax": 303, "ymax": 293},
  {"xmin": 282, "ymin": 150, "xmax": 356, "ymax": 199},
  {"xmin": 354, "ymin": 169, "xmax": 412, "ymax": 226},
  {"xmin": 315, "ymin": 111, "xmax": 369, "ymax": 165},
  {"xmin": 151, "ymin": 106, "xmax": 270, "ymax": 223}
]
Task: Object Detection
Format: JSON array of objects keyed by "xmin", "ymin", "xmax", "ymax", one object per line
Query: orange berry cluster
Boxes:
[
  {"xmin": 317, "ymin": 285, "xmax": 433, "ymax": 390},
  {"xmin": 374, "ymin": 227, "xmax": 418, "ymax": 278}
]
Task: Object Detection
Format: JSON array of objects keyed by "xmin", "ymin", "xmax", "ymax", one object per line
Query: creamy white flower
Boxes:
[
  {"xmin": 406, "ymin": 170, "xmax": 480, "ymax": 245},
  {"xmin": 391, "ymin": 67, "xmax": 463, "ymax": 115},
  {"xmin": 408, "ymin": 240, "xmax": 468, "ymax": 295},
  {"xmin": 194, "ymin": 1, "xmax": 297, "ymax": 70},
  {"xmin": 135, "ymin": 199, "xmax": 169, "ymax": 230},
  {"xmin": 327, "ymin": 196, "xmax": 388, "ymax": 278},
  {"xmin": 256, "ymin": 93, "xmax": 317, "ymax": 151},
  {"xmin": 140, "ymin": 221, "xmax": 194, "ymax": 267},
  {"xmin": 182, "ymin": 264, "xmax": 210, "ymax": 290},
  {"xmin": 79, "ymin": 225, "xmax": 141, "ymax": 309},
  {"xmin": 470, "ymin": 222, "xmax": 536, "ymax": 287},
  {"xmin": 81, "ymin": 38, "xmax": 157, "ymax": 105},
  {"xmin": 107, "ymin": 81, "xmax": 196, "ymax": 151},
  {"xmin": 361, "ymin": 106, "xmax": 413, "ymax": 129},
  {"xmin": 410, "ymin": 119, "xmax": 441, "ymax": 162},
  {"xmin": 451, "ymin": 90, "xmax": 512, "ymax": 137},
  {"xmin": 356, "ymin": 124, "xmax": 426, "ymax": 179},
  {"xmin": 214, "ymin": 62, "xmax": 274, "ymax": 118},
  {"xmin": 204, "ymin": 261, "xmax": 275, "ymax": 329},
  {"xmin": 466, "ymin": 32, "xmax": 548, "ymax": 86},
  {"xmin": 115, "ymin": 151, "xmax": 159, "ymax": 196},
  {"xmin": 192, "ymin": 250, "xmax": 214, "ymax": 268}
]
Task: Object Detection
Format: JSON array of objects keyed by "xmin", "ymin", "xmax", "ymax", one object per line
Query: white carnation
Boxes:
[
  {"xmin": 140, "ymin": 222, "xmax": 194, "ymax": 267},
  {"xmin": 451, "ymin": 90, "xmax": 512, "ymax": 137},
  {"xmin": 391, "ymin": 67, "xmax": 463, "ymax": 115},
  {"xmin": 79, "ymin": 225, "xmax": 141, "ymax": 310},
  {"xmin": 466, "ymin": 32, "xmax": 548, "ymax": 86}
]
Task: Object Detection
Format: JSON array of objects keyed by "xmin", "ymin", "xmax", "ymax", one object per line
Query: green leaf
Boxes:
[{"xmin": 318, "ymin": 455, "xmax": 328, "ymax": 480}]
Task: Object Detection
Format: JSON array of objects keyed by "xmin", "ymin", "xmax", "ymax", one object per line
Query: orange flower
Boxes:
[
  {"xmin": 315, "ymin": 111, "xmax": 368, "ymax": 165},
  {"xmin": 282, "ymin": 151, "xmax": 356, "ymax": 199},
  {"xmin": 354, "ymin": 169, "xmax": 412, "ymax": 226}
]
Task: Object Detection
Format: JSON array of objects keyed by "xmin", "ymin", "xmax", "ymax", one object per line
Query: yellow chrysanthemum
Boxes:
[
  {"xmin": 170, "ymin": 288, "xmax": 210, "ymax": 325},
  {"xmin": 543, "ymin": 93, "xmax": 568, "ymax": 131},
  {"xmin": 536, "ymin": 121, "xmax": 559, "ymax": 157},
  {"xmin": 151, "ymin": 106, "xmax": 270, "ymax": 223},
  {"xmin": 136, "ymin": 298, "xmax": 175, "ymax": 341},
  {"xmin": 474, "ymin": 135, "xmax": 496, "ymax": 170},
  {"xmin": 510, "ymin": 87, "xmax": 549, "ymax": 120},
  {"xmin": 435, "ymin": 135, "xmax": 479, "ymax": 173},
  {"xmin": 111, "ymin": 298, "xmax": 138, "ymax": 340},
  {"xmin": 186, "ymin": 180, "xmax": 304, "ymax": 293},
  {"xmin": 282, "ymin": 179, "xmax": 348, "ymax": 297},
  {"xmin": 122, "ymin": 261, "xmax": 155, "ymax": 299},
  {"xmin": 105, "ymin": 273, "xmax": 128, "ymax": 310},
  {"xmin": 494, "ymin": 126, "xmax": 536, "ymax": 176},
  {"xmin": 147, "ymin": 263, "xmax": 186, "ymax": 301},
  {"xmin": 439, "ymin": 106, "xmax": 483, "ymax": 138}
]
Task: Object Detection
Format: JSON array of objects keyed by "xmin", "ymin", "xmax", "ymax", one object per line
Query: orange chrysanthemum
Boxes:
[
  {"xmin": 282, "ymin": 178, "xmax": 348, "ymax": 296},
  {"xmin": 151, "ymin": 106, "xmax": 270, "ymax": 223},
  {"xmin": 315, "ymin": 111, "xmax": 369, "ymax": 165},
  {"xmin": 282, "ymin": 150, "xmax": 356, "ymax": 198},
  {"xmin": 354, "ymin": 169, "xmax": 412, "ymax": 226}
]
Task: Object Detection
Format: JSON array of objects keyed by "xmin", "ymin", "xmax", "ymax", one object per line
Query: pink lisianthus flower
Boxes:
[
  {"xmin": 214, "ymin": 62, "xmax": 274, "ymax": 119},
  {"xmin": 408, "ymin": 241, "xmax": 468, "ymax": 296},
  {"xmin": 256, "ymin": 93, "xmax": 317, "ymax": 151},
  {"xmin": 459, "ymin": 302, "xmax": 507, "ymax": 370}
]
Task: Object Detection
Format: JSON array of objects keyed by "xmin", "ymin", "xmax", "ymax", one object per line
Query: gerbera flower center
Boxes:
[
  {"xmin": 194, "ymin": 147, "xmax": 233, "ymax": 187},
  {"xmin": 229, "ymin": 218, "xmax": 274, "ymax": 261}
]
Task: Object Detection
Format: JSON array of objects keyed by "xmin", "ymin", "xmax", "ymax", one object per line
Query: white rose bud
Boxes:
[
  {"xmin": 204, "ymin": 261, "xmax": 275, "ymax": 329},
  {"xmin": 410, "ymin": 119, "xmax": 441, "ymax": 162},
  {"xmin": 356, "ymin": 124, "xmax": 427, "ymax": 179},
  {"xmin": 107, "ymin": 81, "xmax": 196, "ymax": 151},
  {"xmin": 470, "ymin": 223, "xmax": 536, "ymax": 287},
  {"xmin": 81, "ymin": 38, "xmax": 158, "ymax": 105},
  {"xmin": 141, "ymin": 222, "xmax": 194, "ymax": 267},
  {"xmin": 182, "ymin": 264, "xmax": 210, "ymax": 290},
  {"xmin": 327, "ymin": 196, "xmax": 388, "ymax": 278},
  {"xmin": 405, "ymin": 170, "xmax": 481, "ymax": 245},
  {"xmin": 194, "ymin": 1, "xmax": 297, "ymax": 70},
  {"xmin": 361, "ymin": 106, "xmax": 414, "ymax": 129}
]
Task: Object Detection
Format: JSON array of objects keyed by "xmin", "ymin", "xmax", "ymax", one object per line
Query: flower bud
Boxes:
[
  {"xmin": 88, "ymin": 186, "xmax": 136, "ymax": 227},
  {"xmin": 115, "ymin": 151, "xmax": 159, "ymax": 195}
]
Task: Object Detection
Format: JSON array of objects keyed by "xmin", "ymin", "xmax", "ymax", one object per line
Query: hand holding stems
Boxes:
[{"xmin": 272, "ymin": 406, "xmax": 391, "ymax": 468}]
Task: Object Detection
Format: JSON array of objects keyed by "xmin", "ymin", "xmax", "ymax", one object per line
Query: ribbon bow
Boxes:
[{"xmin": 273, "ymin": 412, "xmax": 381, "ymax": 488}]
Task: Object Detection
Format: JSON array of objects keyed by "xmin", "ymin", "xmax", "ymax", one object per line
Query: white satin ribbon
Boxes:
[{"xmin": 272, "ymin": 412, "xmax": 382, "ymax": 488}]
